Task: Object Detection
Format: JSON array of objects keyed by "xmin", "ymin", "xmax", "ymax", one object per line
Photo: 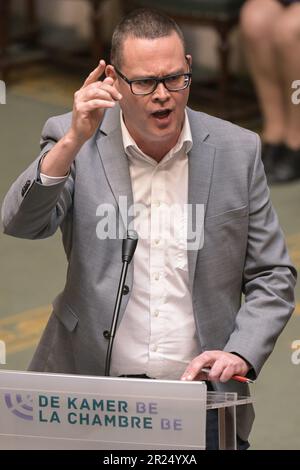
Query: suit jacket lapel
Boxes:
[
  {"xmin": 96, "ymin": 106, "xmax": 134, "ymax": 231},
  {"xmin": 187, "ymin": 109, "xmax": 216, "ymax": 290}
]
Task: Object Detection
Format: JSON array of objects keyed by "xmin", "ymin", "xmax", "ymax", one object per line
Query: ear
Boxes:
[
  {"xmin": 185, "ymin": 54, "xmax": 192, "ymax": 68},
  {"xmin": 105, "ymin": 65, "xmax": 117, "ymax": 80}
]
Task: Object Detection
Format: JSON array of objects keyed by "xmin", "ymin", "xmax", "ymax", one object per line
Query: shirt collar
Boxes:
[{"xmin": 120, "ymin": 110, "xmax": 193, "ymax": 166}]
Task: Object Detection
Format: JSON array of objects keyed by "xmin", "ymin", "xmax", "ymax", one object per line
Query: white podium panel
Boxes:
[{"xmin": 0, "ymin": 370, "xmax": 207, "ymax": 450}]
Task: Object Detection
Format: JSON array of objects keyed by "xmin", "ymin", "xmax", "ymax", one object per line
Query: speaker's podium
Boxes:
[{"xmin": 0, "ymin": 370, "xmax": 252, "ymax": 450}]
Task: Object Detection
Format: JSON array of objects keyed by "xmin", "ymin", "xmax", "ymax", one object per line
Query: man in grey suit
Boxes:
[{"xmin": 1, "ymin": 9, "xmax": 296, "ymax": 449}]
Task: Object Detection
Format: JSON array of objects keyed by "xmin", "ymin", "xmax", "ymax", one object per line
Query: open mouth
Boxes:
[{"xmin": 151, "ymin": 109, "xmax": 172, "ymax": 120}]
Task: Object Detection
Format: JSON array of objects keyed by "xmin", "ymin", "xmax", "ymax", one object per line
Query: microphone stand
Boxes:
[{"xmin": 104, "ymin": 230, "xmax": 138, "ymax": 377}]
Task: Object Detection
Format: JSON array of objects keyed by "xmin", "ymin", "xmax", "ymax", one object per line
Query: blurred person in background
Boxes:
[{"xmin": 240, "ymin": 0, "xmax": 300, "ymax": 183}]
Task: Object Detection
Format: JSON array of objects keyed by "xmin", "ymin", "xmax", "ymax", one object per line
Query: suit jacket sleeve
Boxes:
[
  {"xmin": 223, "ymin": 134, "xmax": 297, "ymax": 377},
  {"xmin": 1, "ymin": 115, "xmax": 74, "ymax": 239}
]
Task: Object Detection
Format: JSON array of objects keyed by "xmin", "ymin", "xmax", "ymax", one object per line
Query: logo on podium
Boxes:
[{"xmin": 4, "ymin": 393, "xmax": 33, "ymax": 421}]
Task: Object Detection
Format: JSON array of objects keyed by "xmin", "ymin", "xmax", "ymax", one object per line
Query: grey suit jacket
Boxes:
[{"xmin": 1, "ymin": 105, "xmax": 297, "ymax": 441}]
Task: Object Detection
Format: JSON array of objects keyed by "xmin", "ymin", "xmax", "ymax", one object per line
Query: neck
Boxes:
[{"xmin": 136, "ymin": 136, "xmax": 180, "ymax": 162}]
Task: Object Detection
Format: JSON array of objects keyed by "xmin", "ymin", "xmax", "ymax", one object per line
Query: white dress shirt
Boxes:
[
  {"xmin": 111, "ymin": 111, "xmax": 199, "ymax": 379},
  {"xmin": 41, "ymin": 111, "xmax": 200, "ymax": 380}
]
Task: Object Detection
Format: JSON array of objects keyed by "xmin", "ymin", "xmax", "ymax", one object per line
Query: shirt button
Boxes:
[
  {"xmin": 154, "ymin": 310, "xmax": 159, "ymax": 317},
  {"xmin": 153, "ymin": 201, "xmax": 160, "ymax": 208},
  {"xmin": 151, "ymin": 344, "xmax": 158, "ymax": 352},
  {"xmin": 154, "ymin": 273, "xmax": 160, "ymax": 281},
  {"xmin": 154, "ymin": 239, "xmax": 160, "ymax": 246}
]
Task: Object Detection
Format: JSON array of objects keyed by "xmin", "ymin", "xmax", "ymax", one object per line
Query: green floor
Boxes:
[{"xmin": 0, "ymin": 86, "xmax": 299, "ymax": 449}]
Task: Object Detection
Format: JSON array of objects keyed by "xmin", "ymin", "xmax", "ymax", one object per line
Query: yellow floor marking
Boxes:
[
  {"xmin": 0, "ymin": 305, "xmax": 51, "ymax": 355},
  {"xmin": 287, "ymin": 233, "xmax": 300, "ymax": 269}
]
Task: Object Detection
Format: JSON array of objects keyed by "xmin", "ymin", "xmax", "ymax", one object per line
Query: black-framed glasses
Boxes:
[{"xmin": 113, "ymin": 66, "xmax": 192, "ymax": 96}]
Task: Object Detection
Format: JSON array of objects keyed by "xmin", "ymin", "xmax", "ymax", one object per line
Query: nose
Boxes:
[{"xmin": 152, "ymin": 82, "xmax": 170, "ymax": 102}]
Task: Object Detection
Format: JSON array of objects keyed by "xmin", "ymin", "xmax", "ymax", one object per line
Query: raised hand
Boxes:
[{"xmin": 70, "ymin": 59, "xmax": 122, "ymax": 143}]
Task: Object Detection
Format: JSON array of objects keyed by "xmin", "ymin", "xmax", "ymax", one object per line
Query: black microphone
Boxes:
[
  {"xmin": 122, "ymin": 229, "xmax": 138, "ymax": 263},
  {"xmin": 104, "ymin": 230, "xmax": 138, "ymax": 376}
]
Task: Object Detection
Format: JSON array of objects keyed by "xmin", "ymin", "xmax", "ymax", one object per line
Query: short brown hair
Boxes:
[{"xmin": 110, "ymin": 8, "xmax": 186, "ymax": 69}]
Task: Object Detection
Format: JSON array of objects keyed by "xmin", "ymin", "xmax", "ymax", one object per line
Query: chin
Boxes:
[
  {"xmin": 151, "ymin": 123, "xmax": 177, "ymax": 137},
  {"xmin": 149, "ymin": 131, "xmax": 173, "ymax": 143}
]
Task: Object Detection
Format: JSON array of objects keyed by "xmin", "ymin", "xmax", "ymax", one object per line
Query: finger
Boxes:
[
  {"xmin": 77, "ymin": 99, "xmax": 116, "ymax": 113},
  {"xmin": 80, "ymin": 82, "xmax": 122, "ymax": 103},
  {"xmin": 181, "ymin": 361, "xmax": 198, "ymax": 381},
  {"xmin": 82, "ymin": 60, "xmax": 106, "ymax": 88},
  {"xmin": 181, "ymin": 352, "xmax": 215, "ymax": 381},
  {"xmin": 208, "ymin": 357, "xmax": 229, "ymax": 382},
  {"xmin": 219, "ymin": 364, "xmax": 235, "ymax": 383},
  {"xmin": 79, "ymin": 88, "xmax": 116, "ymax": 104},
  {"xmin": 100, "ymin": 82, "xmax": 122, "ymax": 101},
  {"xmin": 84, "ymin": 75, "xmax": 114, "ymax": 90}
]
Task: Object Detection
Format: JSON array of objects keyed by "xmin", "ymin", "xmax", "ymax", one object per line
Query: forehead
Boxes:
[{"xmin": 120, "ymin": 33, "xmax": 186, "ymax": 76}]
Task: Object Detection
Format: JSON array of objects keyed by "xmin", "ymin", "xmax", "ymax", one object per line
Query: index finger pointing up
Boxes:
[{"xmin": 82, "ymin": 60, "xmax": 106, "ymax": 88}]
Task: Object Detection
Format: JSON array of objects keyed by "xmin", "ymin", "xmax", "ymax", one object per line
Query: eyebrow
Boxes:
[{"xmin": 130, "ymin": 69, "xmax": 187, "ymax": 81}]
